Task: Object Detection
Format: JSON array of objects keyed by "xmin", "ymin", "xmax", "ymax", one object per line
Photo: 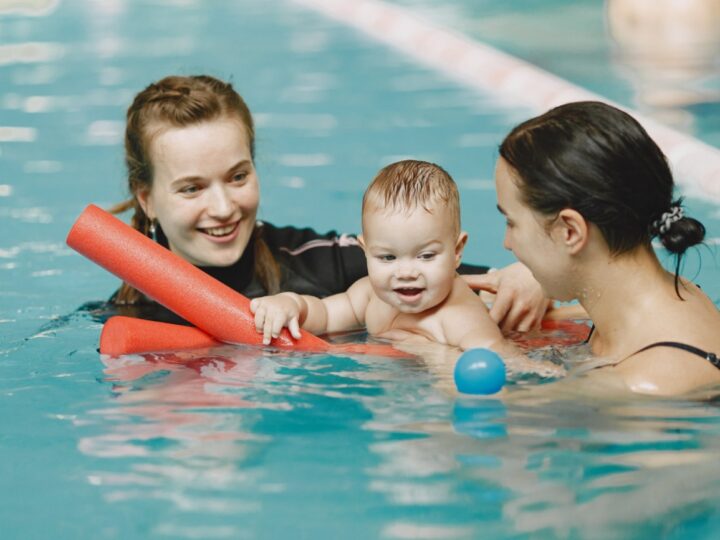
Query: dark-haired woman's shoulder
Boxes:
[{"xmin": 614, "ymin": 348, "xmax": 720, "ymax": 396}]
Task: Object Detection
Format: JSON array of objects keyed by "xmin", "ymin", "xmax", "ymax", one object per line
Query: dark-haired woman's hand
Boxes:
[{"xmin": 462, "ymin": 262, "xmax": 551, "ymax": 332}]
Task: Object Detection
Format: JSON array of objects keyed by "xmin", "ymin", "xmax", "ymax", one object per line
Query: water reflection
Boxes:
[
  {"xmin": 74, "ymin": 337, "xmax": 720, "ymax": 537},
  {"xmin": 358, "ymin": 339, "xmax": 720, "ymax": 537},
  {"xmin": 80, "ymin": 347, "xmax": 262, "ymax": 461},
  {"xmin": 463, "ymin": 394, "xmax": 720, "ymax": 536},
  {"xmin": 77, "ymin": 347, "xmax": 285, "ymax": 528},
  {"xmin": 78, "ymin": 346, "xmax": 395, "ymax": 528}
]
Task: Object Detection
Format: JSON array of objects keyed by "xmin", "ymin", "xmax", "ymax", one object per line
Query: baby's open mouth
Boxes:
[{"xmin": 394, "ymin": 287, "xmax": 424, "ymax": 297}]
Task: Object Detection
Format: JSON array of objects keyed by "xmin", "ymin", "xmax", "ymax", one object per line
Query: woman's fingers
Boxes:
[
  {"xmin": 490, "ymin": 289, "xmax": 550, "ymax": 332},
  {"xmin": 488, "ymin": 289, "xmax": 512, "ymax": 328},
  {"xmin": 461, "ymin": 272, "xmax": 498, "ymax": 293},
  {"xmin": 481, "ymin": 262, "xmax": 551, "ymax": 332}
]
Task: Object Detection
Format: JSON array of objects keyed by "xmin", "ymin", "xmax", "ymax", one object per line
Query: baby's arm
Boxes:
[{"xmin": 250, "ymin": 278, "xmax": 373, "ymax": 344}]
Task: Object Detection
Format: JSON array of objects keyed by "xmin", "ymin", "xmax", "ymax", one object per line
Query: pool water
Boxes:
[{"xmin": 2, "ymin": 1, "xmax": 720, "ymax": 538}]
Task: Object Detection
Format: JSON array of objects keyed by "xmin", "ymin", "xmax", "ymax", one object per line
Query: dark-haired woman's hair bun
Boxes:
[
  {"xmin": 658, "ymin": 216, "xmax": 706, "ymax": 254},
  {"xmin": 650, "ymin": 200, "xmax": 705, "ymax": 255}
]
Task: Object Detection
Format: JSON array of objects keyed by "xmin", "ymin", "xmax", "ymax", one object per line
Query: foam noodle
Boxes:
[
  {"xmin": 98, "ymin": 313, "xmax": 587, "ymax": 357},
  {"xmin": 513, "ymin": 319, "xmax": 590, "ymax": 349},
  {"xmin": 100, "ymin": 316, "xmax": 220, "ymax": 355},
  {"xmin": 67, "ymin": 204, "xmax": 329, "ymax": 350},
  {"xmin": 100, "ymin": 315, "xmax": 410, "ymax": 358}
]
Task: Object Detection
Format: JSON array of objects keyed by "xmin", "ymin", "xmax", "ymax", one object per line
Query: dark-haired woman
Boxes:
[
  {"xmin": 495, "ymin": 100, "xmax": 720, "ymax": 395},
  {"xmin": 107, "ymin": 74, "xmax": 550, "ymax": 330}
]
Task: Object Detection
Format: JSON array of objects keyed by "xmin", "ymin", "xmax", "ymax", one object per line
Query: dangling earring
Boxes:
[{"xmin": 149, "ymin": 220, "xmax": 157, "ymax": 241}]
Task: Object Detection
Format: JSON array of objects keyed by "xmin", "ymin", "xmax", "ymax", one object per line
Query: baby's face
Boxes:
[{"xmin": 361, "ymin": 204, "xmax": 464, "ymax": 314}]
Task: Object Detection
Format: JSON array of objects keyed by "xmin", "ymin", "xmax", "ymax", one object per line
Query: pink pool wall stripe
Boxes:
[{"xmin": 294, "ymin": 0, "xmax": 720, "ymax": 204}]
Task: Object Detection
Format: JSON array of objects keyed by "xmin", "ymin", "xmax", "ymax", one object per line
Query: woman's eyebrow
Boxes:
[
  {"xmin": 227, "ymin": 159, "xmax": 251, "ymax": 173},
  {"xmin": 170, "ymin": 175, "xmax": 203, "ymax": 187},
  {"xmin": 496, "ymin": 204, "xmax": 507, "ymax": 215}
]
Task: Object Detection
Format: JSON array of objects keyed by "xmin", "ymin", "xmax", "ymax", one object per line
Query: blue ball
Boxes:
[{"xmin": 454, "ymin": 348, "xmax": 506, "ymax": 395}]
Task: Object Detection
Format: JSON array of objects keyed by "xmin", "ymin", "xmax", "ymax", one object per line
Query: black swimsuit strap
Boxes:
[
  {"xmin": 634, "ymin": 341, "xmax": 720, "ymax": 369},
  {"xmin": 584, "ymin": 324, "xmax": 595, "ymax": 344}
]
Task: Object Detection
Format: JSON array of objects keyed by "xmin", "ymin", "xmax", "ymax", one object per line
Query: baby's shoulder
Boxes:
[{"xmin": 445, "ymin": 276, "xmax": 488, "ymax": 310}]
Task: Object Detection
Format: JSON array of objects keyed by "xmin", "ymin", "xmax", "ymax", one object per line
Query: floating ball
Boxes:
[{"xmin": 454, "ymin": 348, "xmax": 506, "ymax": 395}]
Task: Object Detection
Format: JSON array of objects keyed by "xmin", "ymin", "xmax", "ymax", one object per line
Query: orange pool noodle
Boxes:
[
  {"xmin": 97, "ymin": 314, "xmax": 587, "ymax": 357},
  {"xmin": 100, "ymin": 316, "xmax": 221, "ymax": 355},
  {"xmin": 67, "ymin": 204, "xmax": 330, "ymax": 351},
  {"xmin": 513, "ymin": 319, "xmax": 590, "ymax": 349},
  {"xmin": 100, "ymin": 315, "xmax": 411, "ymax": 358}
]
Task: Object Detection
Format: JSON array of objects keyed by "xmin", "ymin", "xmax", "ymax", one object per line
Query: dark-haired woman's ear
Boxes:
[{"xmin": 555, "ymin": 209, "xmax": 588, "ymax": 255}]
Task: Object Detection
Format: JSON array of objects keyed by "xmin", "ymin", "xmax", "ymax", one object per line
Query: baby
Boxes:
[{"xmin": 250, "ymin": 159, "xmax": 512, "ymax": 355}]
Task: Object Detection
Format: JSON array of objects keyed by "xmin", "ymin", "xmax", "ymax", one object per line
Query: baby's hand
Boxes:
[{"xmin": 249, "ymin": 293, "xmax": 303, "ymax": 345}]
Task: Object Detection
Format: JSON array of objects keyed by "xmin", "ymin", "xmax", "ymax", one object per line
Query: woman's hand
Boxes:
[
  {"xmin": 250, "ymin": 293, "xmax": 304, "ymax": 345},
  {"xmin": 461, "ymin": 262, "xmax": 552, "ymax": 332}
]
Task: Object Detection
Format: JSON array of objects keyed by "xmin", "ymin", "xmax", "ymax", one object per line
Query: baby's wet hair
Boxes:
[{"xmin": 362, "ymin": 159, "xmax": 461, "ymax": 235}]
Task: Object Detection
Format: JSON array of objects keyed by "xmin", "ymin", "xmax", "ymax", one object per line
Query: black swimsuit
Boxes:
[{"xmin": 585, "ymin": 325, "xmax": 720, "ymax": 370}]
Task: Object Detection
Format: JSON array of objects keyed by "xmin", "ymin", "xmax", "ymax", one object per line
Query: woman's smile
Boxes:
[{"xmin": 198, "ymin": 221, "xmax": 241, "ymax": 242}]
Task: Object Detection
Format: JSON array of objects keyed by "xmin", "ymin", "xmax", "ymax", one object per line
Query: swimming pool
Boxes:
[{"xmin": 2, "ymin": 1, "xmax": 720, "ymax": 538}]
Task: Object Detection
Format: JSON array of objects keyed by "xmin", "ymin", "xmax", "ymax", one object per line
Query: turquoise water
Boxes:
[
  {"xmin": 391, "ymin": 0, "xmax": 720, "ymax": 148},
  {"xmin": 2, "ymin": 1, "xmax": 720, "ymax": 538}
]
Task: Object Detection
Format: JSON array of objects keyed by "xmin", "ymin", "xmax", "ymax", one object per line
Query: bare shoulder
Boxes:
[
  {"xmin": 441, "ymin": 277, "xmax": 503, "ymax": 348},
  {"xmin": 347, "ymin": 276, "xmax": 371, "ymax": 293},
  {"xmin": 440, "ymin": 277, "xmax": 494, "ymax": 324},
  {"xmin": 613, "ymin": 346, "xmax": 720, "ymax": 396},
  {"xmin": 447, "ymin": 275, "xmax": 489, "ymax": 309},
  {"xmin": 345, "ymin": 276, "xmax": 374, "ymax": 305}
]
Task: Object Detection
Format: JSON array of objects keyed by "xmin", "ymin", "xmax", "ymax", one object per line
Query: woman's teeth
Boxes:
[{"xmin": 203, "ymin": 224, "xmax": 236, "ymax": 236}]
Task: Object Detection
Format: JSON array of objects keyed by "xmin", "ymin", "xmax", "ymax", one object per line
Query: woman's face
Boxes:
[
  {"xmin": 494, "ymin": 157, "xmax": 572, "ymax": 300},
  {"xmin": 138, "ymin": 118, "xmax": 259, "ymax": 267}
]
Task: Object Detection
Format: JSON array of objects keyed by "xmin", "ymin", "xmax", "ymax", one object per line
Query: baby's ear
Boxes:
[
  {"xmin": 357, "ymin": 234, "xmax": 366, "ymax": 251},
  {"xmin": 455, "ymin": 231, "xmax": 469, "ymax": 267}
]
